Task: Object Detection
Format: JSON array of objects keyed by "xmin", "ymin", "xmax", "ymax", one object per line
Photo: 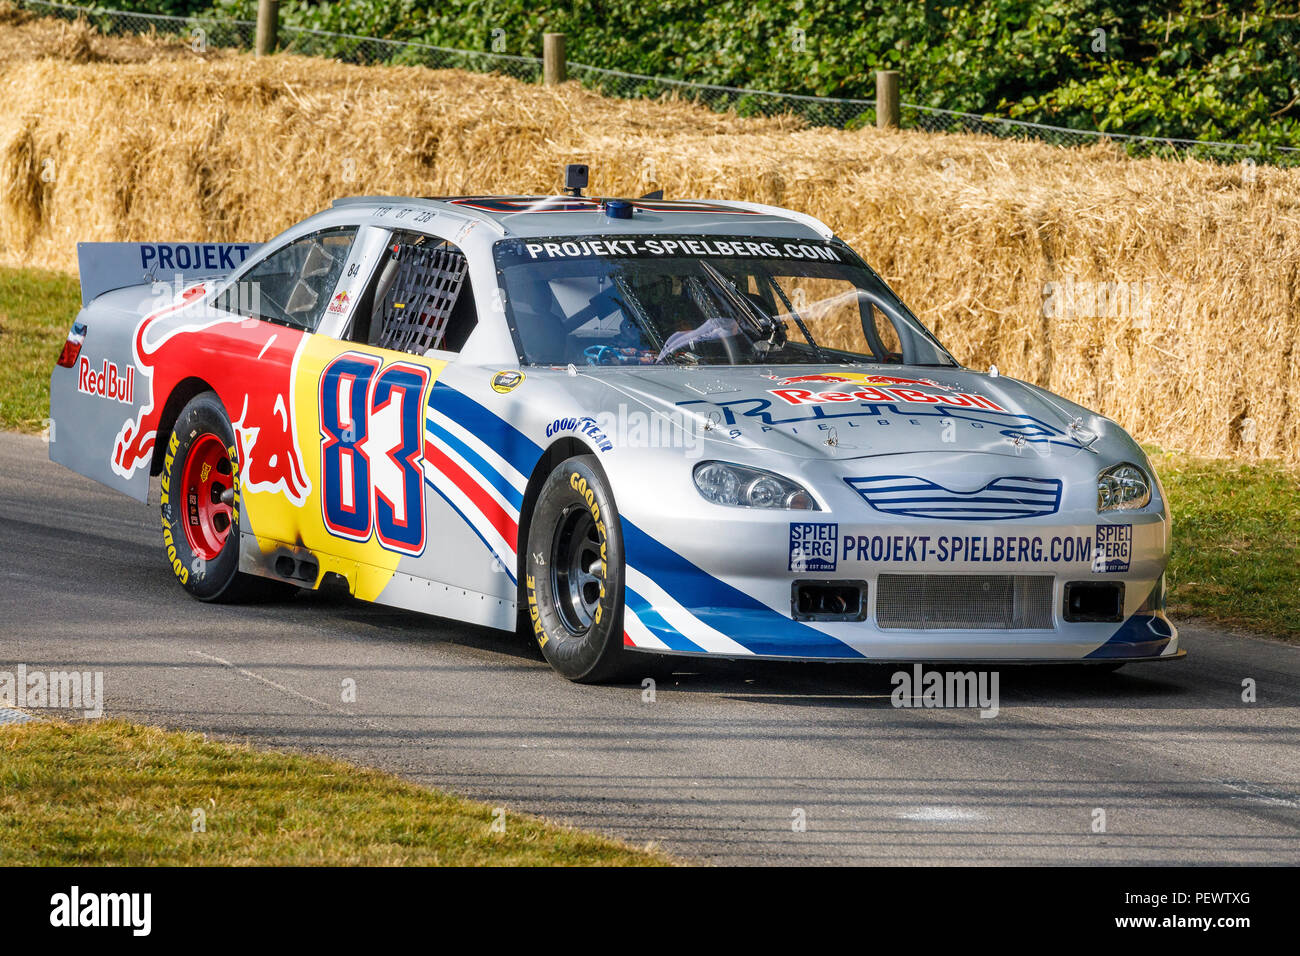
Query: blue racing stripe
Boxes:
[
  {"xmin": 1085, "ymin": 612, "xmax": 1174, "ymax": 659},
  {"xmin": 426, "ymin": 416, "xmax": 525, "ymax": 510},
  {"xmin": 429, "ymin": 381, "xmax": 543, "ymax": 477},
  {"xmin": 622, "ymin": 519, "xmax": 863, "ymax": 659},
  {"xmin": 624, "ymin": 586, "xmax": 707, "ymax": 654}
]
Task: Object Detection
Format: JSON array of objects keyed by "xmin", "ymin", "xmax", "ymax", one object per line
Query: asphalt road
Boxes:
[{"xmin": 1, "ymin": 430, "xmax": 1296, "ymax": 864}]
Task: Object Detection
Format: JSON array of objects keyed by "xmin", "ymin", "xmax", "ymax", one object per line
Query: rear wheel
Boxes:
[
  {"xmin": 161, "ymin": 391, "xmax": 286, "ymax": 602},
  {"xmin": 523, "ymin": 456, "xmax": 632, "ymax": 682}
]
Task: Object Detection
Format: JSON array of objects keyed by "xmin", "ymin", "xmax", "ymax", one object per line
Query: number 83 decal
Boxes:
[{"xmin": 319, "ymin": 352, "xmax": 431, "ymax": 556}]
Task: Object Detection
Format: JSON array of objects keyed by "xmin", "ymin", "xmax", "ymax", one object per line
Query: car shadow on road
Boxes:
[
  {"xmin": 275, "ymin": 583, "xmax": 547, "ymax": 665},
  {"xmin": 643, "ymin": 658, "xmax": 1192, "ymax": 709},
  {"xmin": 276, "ymin": 587, "xmax": 1229, "ymax": 710}
]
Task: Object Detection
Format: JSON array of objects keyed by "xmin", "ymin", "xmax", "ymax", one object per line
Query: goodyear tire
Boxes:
[
  {"xmin": 160, "ymin": 392, "xmax": 283, "ymax": 603},
  {"xmin": 524, "ymin": 456, "xmax": 631, "ymax": 683}
]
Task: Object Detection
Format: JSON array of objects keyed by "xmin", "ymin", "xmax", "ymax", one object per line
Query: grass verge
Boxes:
[
  {"xmin": 0, "ymin": 265, "xmax": 77, "ymax": 432},
  {"xmin": 0, "ymin": 719, "xmax": 669, "ymax": 865},
  {"xmin": 1148, "ymin": 448, "xmax": 1300, "ymax": 641},
  {"xmin": 1, "ymin": 265, "xmax": 1296, "ymax": 639}
]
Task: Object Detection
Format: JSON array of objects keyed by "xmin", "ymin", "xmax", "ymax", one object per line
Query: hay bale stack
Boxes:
[{"xmin": 1, "ymin": 36, "xmax": 1297, "ymax": 463}]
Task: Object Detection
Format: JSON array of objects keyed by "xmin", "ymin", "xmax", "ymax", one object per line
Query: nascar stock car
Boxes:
[{"xmin": 49, "ymin": 168, "xmax": 1181, "ymax": 681}]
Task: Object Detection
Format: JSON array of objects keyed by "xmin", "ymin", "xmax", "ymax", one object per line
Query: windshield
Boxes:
[{"xmin": 493, "ymin": 235, "xmax": 957, "ymax": 368}]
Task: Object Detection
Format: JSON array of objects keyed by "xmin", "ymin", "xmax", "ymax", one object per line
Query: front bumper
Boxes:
[{"xmin": 618, "ymin": 511, "xmax": 1180, "ymax": 663}]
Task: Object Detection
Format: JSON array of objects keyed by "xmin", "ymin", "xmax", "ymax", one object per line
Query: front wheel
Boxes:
[
  {"xmin": 160, "ymin": 391, "xmax": 286, "ymax": 603},
  {"xmin": 523, "ymin": 456, "xmax": 632, "ymax": 683}
]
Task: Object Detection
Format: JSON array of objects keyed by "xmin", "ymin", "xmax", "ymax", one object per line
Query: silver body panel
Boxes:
[{"xmin": 49, "ymin": 195, "xmax": 1179, "ymax": 663}]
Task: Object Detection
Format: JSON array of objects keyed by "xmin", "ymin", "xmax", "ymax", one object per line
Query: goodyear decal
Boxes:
[
  {"xmin": 159, "ymin": 431, "xmax": 189, "ymax": 585},
  {"xmin": 526, "ymin": 574, "xmax": 549, "ymax": 648},
  {"xmin": 569, "ymin": 470, "xmax": 609, "ymax": 625},
  {"xmin": 546, "ymin": 415, "xmax": 612, "ymax": 451}
]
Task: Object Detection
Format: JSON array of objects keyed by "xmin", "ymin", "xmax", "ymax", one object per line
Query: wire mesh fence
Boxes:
[
  {"xmin": 903, "ymin": 104, "xmax": 1299, "ymax": 166},
  {"xmin": 19, "ymin": 0, "xmax": 1300, "ymax": 167},
  {"xmin": 569, "ymin": 63, "xmax": 878, "ymax": 129},
  {"xmin": 24, "ymin": 0, "xmax": 544, "ymax": 80},
  {"xmin": 33, "ymin": 0, "xmax": 256, "ymax": 52}
]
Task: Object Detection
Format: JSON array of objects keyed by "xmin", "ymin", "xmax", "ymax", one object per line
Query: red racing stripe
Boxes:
[{"xmin": 424, "ymin": 440, "xmax": 518, "ymax": 551}]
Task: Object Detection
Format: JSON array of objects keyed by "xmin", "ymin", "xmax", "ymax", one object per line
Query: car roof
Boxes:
[{"xmin": 329, "ymin": 195, "xmax": 834, "ymax": 241}]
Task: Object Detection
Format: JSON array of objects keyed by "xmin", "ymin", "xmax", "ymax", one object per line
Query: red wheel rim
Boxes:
[{"xmin": 181, "ymin": 433, "xmax": 234, "ymax": 561}]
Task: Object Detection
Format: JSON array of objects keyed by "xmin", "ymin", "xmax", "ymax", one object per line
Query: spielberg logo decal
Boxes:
[
  {"xmin": 789, "ymin": 522, "xmax": 838, "ymax": 572},
  {"xmin": 1092, "ymin": 524, "xmax": 1133, "ymax": 573}
]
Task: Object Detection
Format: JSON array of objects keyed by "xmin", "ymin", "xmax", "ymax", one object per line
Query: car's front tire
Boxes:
[
  {"xmin": 160, "ymin": 391, "xmax": 285, "ymax": 603},
  {"xmin": 523, "ymin": 455, "xmax": 632, "ymax": 682}
]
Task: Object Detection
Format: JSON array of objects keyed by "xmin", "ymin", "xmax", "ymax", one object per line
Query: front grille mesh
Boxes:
[{"xmin": 876, "ymin": 574, "xmax": 1054, "ymax": 630}]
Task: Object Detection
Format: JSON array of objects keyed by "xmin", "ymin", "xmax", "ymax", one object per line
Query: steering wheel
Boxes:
[
  {"xmin": 584, "ymin": 344, "xmax": 655, "ymax": 366},
  {"xmin": 655, "ymin": 326, "xmax": 745, "ymax": 366}
]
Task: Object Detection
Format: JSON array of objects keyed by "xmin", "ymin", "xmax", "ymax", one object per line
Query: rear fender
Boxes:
[
  {"xmin": 50, "ymin": 242, "xmax": 259, "ymax": 502},
  {"xmin": 49, "ymin": 290, "xmax": 156, "ymax": 502}
]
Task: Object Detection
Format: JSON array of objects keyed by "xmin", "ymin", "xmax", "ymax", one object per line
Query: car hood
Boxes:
[{"xmin": 566, "ymin": 364, "xmax": 1119, "ymax": 463}]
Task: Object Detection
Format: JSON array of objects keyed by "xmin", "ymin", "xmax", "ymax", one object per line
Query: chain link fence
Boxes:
[
  {"xmin": 20, "ymin": 0, "xmax": 1300, "ymax": 167},
  {"xmin": 569, "ymin": 63, "xmax": 878, "ymax": 130},
  {"xmin": 25, "ymin": 0, "xmax": 544, "ymax": 80},
  {"xmin": 902, "ymin": 103, "xmax": 1300, "ymax": 166}
]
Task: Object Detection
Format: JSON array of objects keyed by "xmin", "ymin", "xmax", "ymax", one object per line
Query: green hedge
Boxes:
[{"xmin": 89, "ymin": 1, "xmax": 1300, "ymax": 148}]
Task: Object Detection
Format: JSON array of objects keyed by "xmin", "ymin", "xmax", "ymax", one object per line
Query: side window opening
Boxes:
[
  {"xmin": 352, "ymin": 232, "xmax": 476, "ymax": 355},
  {"xmin": 219, "ymin": 226, "xmax": 356, "ymax": 331},
  {"xmin": 866, "ymin": 301, "xmax": 904, "ymax": 360}
]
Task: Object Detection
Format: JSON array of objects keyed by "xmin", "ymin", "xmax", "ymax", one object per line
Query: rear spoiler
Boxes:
[{"xmin": 76, "ymin": 242, "xmax": 263, "ymax": 307}]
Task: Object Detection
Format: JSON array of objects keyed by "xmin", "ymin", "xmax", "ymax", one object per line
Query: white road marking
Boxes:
[
  {"xmin": 897, "ymin": 807, "xmax": 984, "ymax": 822},
  {"xmin": 189, "ymin": 650, "xmax": 366, "ymax": 723}
]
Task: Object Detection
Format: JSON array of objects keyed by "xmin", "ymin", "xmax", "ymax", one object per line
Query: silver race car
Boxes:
[{"xmin": 49, "ymin": 169, "xmax": 1181, "ymax": 681}]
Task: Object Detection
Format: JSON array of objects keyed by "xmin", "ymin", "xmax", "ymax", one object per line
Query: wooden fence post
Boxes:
[
  {"xmin": 876, "ymin": 70, "xmax": 900, "ymax": 129},
  {"xmin": 543, "ymin": 33, "xmax": 566, "ymax": 85},
  {"xmin": 256, "ymin": 0, "xmax": 279, "ymax": 57}
]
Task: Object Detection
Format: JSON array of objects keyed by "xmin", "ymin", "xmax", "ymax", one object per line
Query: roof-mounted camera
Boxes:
[{"xmin": 564, "ymin": 163, "xmax": 589, "ymax": 197}]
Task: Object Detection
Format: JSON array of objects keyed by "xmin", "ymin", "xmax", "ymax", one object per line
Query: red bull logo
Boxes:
[
  {"xmin": 327, "ymin": 290, "xmax": 350, "ymax": 315},
  {"xmin": 111, "ymin": 284, "xmax": 312, "ymax": 505},
  {"xmin": 769, "ymin": 370, "xmax": 1005, "ymax": 411},
  {"xmin": 774, "ymin": 372, "xmax": 945, "ymax": 389}
]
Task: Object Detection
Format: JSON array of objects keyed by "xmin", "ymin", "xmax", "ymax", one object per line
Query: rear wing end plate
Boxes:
[{"xmin": 76, "ymin": 242, "xmax": 262, "ymax": 307}]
